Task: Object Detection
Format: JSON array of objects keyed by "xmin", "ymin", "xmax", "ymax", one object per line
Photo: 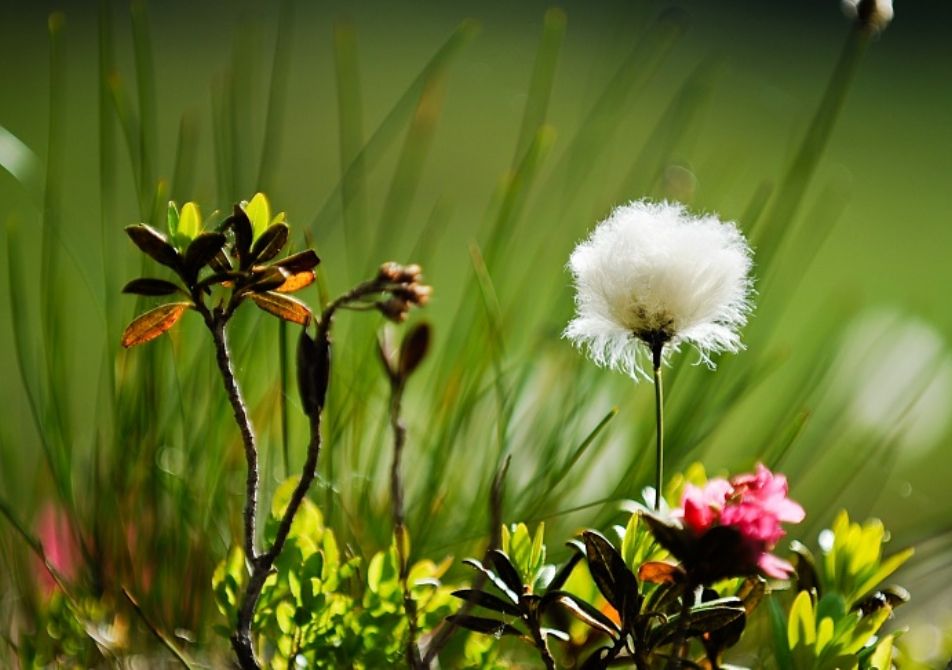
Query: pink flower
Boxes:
[
  {"xmin": 34, "ymin": 503, "xmax": 81, "ymax": 595},
  {"xmin": 676, "ymin": 464, "xmax": 804, "ymax": 579}
]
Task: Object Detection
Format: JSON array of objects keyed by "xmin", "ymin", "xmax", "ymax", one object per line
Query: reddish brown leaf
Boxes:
[
  {"xmin": 274, "ymin": 270, "xmax": 315, "ymax": 294},
  {"xmin": 250, "ymin": 292, "xmax": 311, "ymax": 325},
  {"xmin": 121, "ymin": 302, "xmax": 191, "ymax": 348},
  {"xmin": 637, "ymin": 561, "xmax": 684, "ymax": 585}
]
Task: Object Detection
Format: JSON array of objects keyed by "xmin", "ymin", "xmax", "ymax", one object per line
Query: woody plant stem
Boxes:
[{"xmin": 196, "ymin": 278, "xmax": 389, "ymax": 670}]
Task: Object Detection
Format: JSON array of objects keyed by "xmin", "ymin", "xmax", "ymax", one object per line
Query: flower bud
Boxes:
[
  {"xmin": 400, "ymin": 264, "xmax": 423, "ymax": 283},
  {"xmin": 377, "ymin": 297, "xmax": 410, "ymax": 322},
  {"xmin": 378, "ymin": 262, "xmax": 403, "ymax": 282}
]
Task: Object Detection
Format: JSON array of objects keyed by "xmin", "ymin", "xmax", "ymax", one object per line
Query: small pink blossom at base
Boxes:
[
  {"xmin": 677, "ymin": 463, "xmax": 804, "ymax": 579},
  {"xmin": 682, "ymin": 479, "xmax": 731, "ymax": 534},
  {"xmin": 34, "ymin": 503, "xmax": 81, "ymax": 595},
  {"xmin": 758, "ymin": 552, "xmax": 796, "ymax": 579}
]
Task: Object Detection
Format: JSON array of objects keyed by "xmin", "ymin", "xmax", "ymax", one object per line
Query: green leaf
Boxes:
[
  {"xmin": 649, "ymin": 602, "xmax": 745, "ymax": 648},
  {"xmin": 445, "ymin": 614, "xmax": 522, "ymax": 637},
  {"xmin": 582, "ymin": 530, "xmax": 640, "ymax": 624},
  {"xmin": 276, "ymin": 601, "xmax": 295, "ymax": 635},
  {"xmin": 249, "ymin": 266, "xmax": 291, "ymax": 293},
  {"xmin": 125, "ymin": 223, "xmax": 180, "ymax": 270},
  {"xmin": 553, "ymin": 591, "xmax": 620, "ymax": 638},
  {"xmin": 487, "ymin": 549, "xmax": 524, "ymax": 597},
  {"xmin": 462, "ymin": 558, "xmax": 519, "ymax": 604},
  {"xmin": 249, "ymin": 222, "xmax": 289, "ymax": 264},
  {"xmin": 121, "ymin": 302, "xmax": 191, "ymax": 348},
  {"xmin": 451, "ymin": 589, "xmax": 522, "ymax": 617},
  {"xmin": 245, "ymin": 192, "xmax": 271, "ymax": 240},
  {"xmin": 122, "ymin": 278, "xmax": 183, "ymax": 296},
  {"xmin": 223, "ymin": 205, "xmax": 254, "ymax": 265},
  {"xmin": 275, "ymin": 249, "xmax": 321, "ymax": 273},
  {"xmin": 544, "ymin": 545, "xmax": 584, "ymax": 594},
  {"xmin": 529, "ymin": 523, "xmax": 546, "ymax": 576},
  {"xmin": 769, "ymin": 599, "xmax": 794, "ymax": 670},
  {"xmin": 788, "ymin": 590, "xmax": 817, "ymax": 650},
  {"xmin": 183, "ymin": 231, "xmax": 227, "ymax": 279},
  {"xmin": 167, "ymin": 200, "xmax": 180, "ymax": 237},
  {"xmin": 851, "ymin": 548, "xmax": 914, "ymax": 607},
  {"xmin": 178, "ymin": 201, "xmax": 201, "ymax": 239},
  {"xmin": 843, "ymin": 607, "xmax": 890, "ymax": 655},
  {"xmin": 867, "ymin": 634, "xmax": 894, "ymax": 670}
]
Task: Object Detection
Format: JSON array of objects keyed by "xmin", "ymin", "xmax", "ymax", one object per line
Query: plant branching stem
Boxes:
[
  {"xmin": 202, "ymin": 277, "xmax": 392, "ymax": 670},
  {"xmin": 390, "ymin": 383, "xmax": 424, "ymax": 669},
  {"xmin": 652, "ymin": 343, "xmax": 664, "ymax": 512},
  {"xmin": 664, "ymin": 584, "xmax": 700, "ymax": 670},
  {"xmin": 529, "ymin": 617, "xmax": 556, "ymax": 670},
  {"xmin": 208, "ymin": 316, "xmax": 259, "ymax": 564}
]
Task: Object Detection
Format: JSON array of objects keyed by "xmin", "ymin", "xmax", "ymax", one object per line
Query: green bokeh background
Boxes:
[{"xmin": 1, "ymin": 0, "xmax": 951, "ymax": 664}]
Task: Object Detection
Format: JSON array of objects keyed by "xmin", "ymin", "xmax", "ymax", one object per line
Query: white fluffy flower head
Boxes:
[
  {"xmin": 564, "ymin": 199, "xmax": 753, "ymax": 380},
  {"xmin": 841, "ymin": 0, "xmax": 893, "ymax": 32}
]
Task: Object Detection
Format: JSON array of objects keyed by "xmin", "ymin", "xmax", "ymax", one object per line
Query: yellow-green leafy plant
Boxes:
[{"xmin": 772, "ymin": 510, "xmax": 914, "ymax": 670}]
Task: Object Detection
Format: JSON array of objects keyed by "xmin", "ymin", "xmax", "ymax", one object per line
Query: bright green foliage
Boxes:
[
  {"xmin": 12, "ymin": 593, "xmax": 108, "ymax": 669},
  {"xmin": 243, "ymin": 192, "xmax": 271, "ymax": 241},
  {"xmin": 619, "ymin": 511, "xmax": 668, "ymax": 572},
  {"xmin": 213, "ymin": 480, "xmax": 478, "ymax": 669},
  {"xmin": 780, "ymin": 590, "xmax": 894, "ymax": 670},
  {"xmin": 500, "ymin": 522, "xmax": 548, "ymax": 591},
  {"xmin": 821, "ymin": 511, "xmax": 914, "ymax": 609},
  {"xmin": 775, "ymin": 511, "xmax": 911, "ymax": 670}
]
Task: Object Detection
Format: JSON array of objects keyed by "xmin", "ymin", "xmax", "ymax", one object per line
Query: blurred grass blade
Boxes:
[
  {"xmin": 309, "ymin": 19, "xmax": 479, "ymax": 237},
  {"xmin": 228, "ymin": 25, "xmax": 255, "ymax": 199},
  {"xmin": 211, "ymin": 73, "xmax": 236, "ymax": 205},
  {"xmin": 107, "ymin": 71, "xmax": 144, "ymax": 209},
  {"xmin": 170, "ymin": 112, "xmax": 200, "ymax": 202},
  {"xmin": 40, "ymin": 12, "xmax": 74, "ymax": 504},
  {"xmin": 616, "ymin": 58, "xmax": 720, "ymax": 200},
  {"xmin": 333, "ymin": 18, "xmax": 366, "ymax": 267},
  {"xmin": 257, "ymin": 0, "xmax": 294, "ymax": 192},
  {"xmin": 121, "ymin": 587, "xmax": 198, "ymax": 669},
  {"xmin": 753, "ymin": 26, "xmax": 870, "ymax": 268},
  {"xmin": 484, "ymin": 124, "xmax": 556, "ymax": 273},
  {"xmin": 6, "ymin": 221, "xmax": 66, "ymax": 496},
  {"xmin": 130, "ymin": 0, "xmax": 158, "ymax": 222},
  {"xmin": 512, "ymin": 7, "xmax": 565, "ymax": 165},
  {"xmin": 559, "ymin": 8, "xmax": 688, "ymax": 207},
  {"xmin": 372, "ymin": 71, "xmax": 447, "ymax": 266},
  {"xmin": 0, "ymin": 125, "xmax": 42, "ymax": 202}
]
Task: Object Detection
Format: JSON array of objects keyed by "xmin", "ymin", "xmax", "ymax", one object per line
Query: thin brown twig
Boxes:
[
  {"xmin": 121, "ymin": 586, "xmax": 196, "ymax": 669},
  {"xmin": 389, "ymin": 381, "xmax": 424, "ymax": 669},
  {"xmin": 225, "ymin": 277, "xmax": 396, "ymax": 669}
]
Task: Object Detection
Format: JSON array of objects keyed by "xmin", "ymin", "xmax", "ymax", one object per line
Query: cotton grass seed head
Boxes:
[
  {"xmin": 842, "ymin": 0, "xmax": 893, "ymax": 33},
  {"xmin": 564, "ymin": 199, "xmax": 753, "ymax": 380}
]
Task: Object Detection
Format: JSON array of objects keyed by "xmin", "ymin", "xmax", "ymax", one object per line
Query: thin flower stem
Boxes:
[
  {"xmin": 389, "ymin": 382, "xmax": 423, "ymax": 669},
  {"xmin": 652, "ymin": 343, "xmax": 665, "ymax": 512}
]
